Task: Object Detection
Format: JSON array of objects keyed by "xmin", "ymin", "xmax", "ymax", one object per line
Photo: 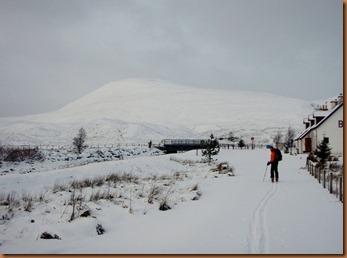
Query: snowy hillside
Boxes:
[
  {"xmin": 0, "ymin": 78, "xmax": 342, "ymax": 254},
  {"xmin": 0, "ymin": 78, "xmax": 313, "ymax": 145}
]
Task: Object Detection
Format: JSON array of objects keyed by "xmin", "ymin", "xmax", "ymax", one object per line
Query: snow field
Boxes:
[{"xmin": 0, "ymin": 148, "xmax": 343, "ymax": 254}]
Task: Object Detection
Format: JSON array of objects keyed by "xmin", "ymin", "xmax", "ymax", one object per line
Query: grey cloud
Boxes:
[{"xmin": 0, "ymin": 0, "xmax": 342, "ymax": 117}]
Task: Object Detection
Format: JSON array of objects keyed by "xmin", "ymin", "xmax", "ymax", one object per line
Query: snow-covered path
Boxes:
[
  {"xmin": 170, "ymin": 149, "xmax": 343, "ymax": 254},
  {"xmin": 0, "ymin": 149, "xmax": 343, "ymax": 254}
]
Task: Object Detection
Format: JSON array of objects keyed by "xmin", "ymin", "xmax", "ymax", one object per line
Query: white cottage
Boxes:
[{"xmin": 295, "ymin": 95, "xmax": 343, "ymax": 156}]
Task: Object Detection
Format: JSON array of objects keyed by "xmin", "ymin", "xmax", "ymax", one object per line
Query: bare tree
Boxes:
[
  {"xmin": 284, "ymin": 126, "xmax": 296, "ymax": 153},
  {"xmin": 73, "ymin": 128, "xmax": 88, "ymax": 154},
  {"xmin": 228, "ymin": 131, "xmax": 236, "ymax": 142},
  {"xmin": 272, "ymin": 131, "xmax": 283, "ymax": 148}
]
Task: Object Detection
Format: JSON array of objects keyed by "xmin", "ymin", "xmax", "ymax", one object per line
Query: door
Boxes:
[{"xmin": 304, "ymin": 138, "xmax": 312, "ymax": 153}]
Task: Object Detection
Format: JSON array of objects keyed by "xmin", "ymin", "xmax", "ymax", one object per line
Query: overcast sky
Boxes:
[{"xmin": 0, "ymin": 0, "xmax": 343, "ymax": 117}]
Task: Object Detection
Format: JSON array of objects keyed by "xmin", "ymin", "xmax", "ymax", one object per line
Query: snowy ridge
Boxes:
[{"xmin": 0, "ymin": 78, "xmax": 313, "ymax": 145}]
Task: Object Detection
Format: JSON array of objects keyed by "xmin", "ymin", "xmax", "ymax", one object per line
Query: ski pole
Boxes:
[{"xmin": 263, "ymin": 164, "xmax": 269, "ymax": 182}]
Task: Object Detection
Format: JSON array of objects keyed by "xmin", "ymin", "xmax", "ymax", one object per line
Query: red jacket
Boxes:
[{"xmin": 270, "ymin": 148, "xmax": 276, "ymax": 163}]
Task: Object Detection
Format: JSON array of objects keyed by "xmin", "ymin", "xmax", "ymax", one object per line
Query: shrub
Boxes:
[
  {"xmin": 314, "ymin": 139, "xmax": 332, "ymax": 168},
  {"xmin": 211, "ymin": 162, "xmax": 234, "ymax": 175},
  {"xmin": 80, "ymin": 210, "xmax": 91, "ymax": 217},
  {"xmin": 21, "ymin": 192, "xmax": 33, "ymax": 212},
  {"xmin": 190, "ymin": 183, "xmax": 199, "ymax": 191},
  {"xmin": 0, "ymin": 145, "xmax": 8, "ymax": 160},
  {"xmin": 37, "ymin": 191, "xmax": 48, "ymax": 203},
  {"xmin": 69, "ymin": 189, "xmax": 84, "ymax": 222},
  {"xmin": 2, "ymin": 147, "xmax": 44, "ymax": 162},
  {"xmin": 159, "ymin": 197, "xmax": 171, "ymax": 211},
  {"xmin": 72, "ymin": 128, "xmax": 88, "ymax": 154},
  {"xmin": 202, "ymin": 134, "xmax": 220, "ymax": 163},
  {"xmin": 192, "ymin": 191, "xmax": 202, "ymax": 201},
  {"xmin": 40, "ymin": 232, "xmax": 61, "ymax": 240},
  {"xmin": 148, "ymin": 185, "xmax": 162, "ymax": 204},
  {"xmin": 89, "ymin": 189, "xmax": 112, "ymax": 202},
  {"xmin": 0, "ymin": 191, "xmax": 20, "ymax": 210},
  {"xmin": 96, "ymin": 224, "xmax": 105, "ymax": 235},
  {"xmin": 105, "ymin": 173, "xmax": 121, "ymax": 185},
  {"xmin": 52, "ymin": 181, "xmax": 69, "ymax": 193}
]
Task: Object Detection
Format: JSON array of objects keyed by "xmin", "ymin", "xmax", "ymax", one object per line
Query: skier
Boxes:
[{"xmin": 267, "ymin": 146, "xmax": 280, "ymax": 182}]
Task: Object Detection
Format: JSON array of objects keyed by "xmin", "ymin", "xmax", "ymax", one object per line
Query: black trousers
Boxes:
[{"xmin": 270, "ymin": 162, "xmax": 279, "ymax": 179}]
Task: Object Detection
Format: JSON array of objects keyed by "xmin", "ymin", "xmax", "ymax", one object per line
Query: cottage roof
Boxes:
[
  {"xmin": 295, "ymin": 102, "xmax": 343, "ymax": 141},
  {"xmin": 313, "ymin": 110, "xmax": 329, "ymax": 118}
]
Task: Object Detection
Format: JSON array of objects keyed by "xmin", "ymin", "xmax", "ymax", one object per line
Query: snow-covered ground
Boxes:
[
  {"xmin": 0, "ymin": 148, "xmax": 343, "ymax": 254},
  {"xmin": 0, "ymin": 79, "xmax": 342, "ymax": 254},
  {"xmin": 0, "ymin": 145, "xmax": 162, "ymax": 176}
]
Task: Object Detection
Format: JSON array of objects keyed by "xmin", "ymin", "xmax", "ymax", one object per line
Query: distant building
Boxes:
[{"xmin": 295, "ymin": 94, "xmax": 343, "ymax": 156}]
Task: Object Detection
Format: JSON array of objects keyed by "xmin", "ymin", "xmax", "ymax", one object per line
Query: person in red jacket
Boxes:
[{"xmin": 267, "ymin": 146, "xmax": 279, "ymax": 182}]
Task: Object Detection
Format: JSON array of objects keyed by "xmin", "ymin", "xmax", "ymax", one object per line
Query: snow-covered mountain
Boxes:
[{"xmin": 0, "ymin": 78, "xmax": 314, "ymax": 145}]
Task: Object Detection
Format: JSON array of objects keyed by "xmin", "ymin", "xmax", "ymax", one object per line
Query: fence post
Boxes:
[
  {"xmin": 339, "ymin": 177, "xmax": 343, "ymax": 203},
  {"xmin": 311, "ymin": 163, "xmax": 314, "ymax": 176},
  {"xmin": 329, "ymin": 173, "xmax": 333, "ymax": 194},
  {"xmin": 323, "ymin": 170, "xmax": 326, "ymax": 189},
  {"xmin": 318, "ymin": 167, "xmax": 321, "ymax": 184}
]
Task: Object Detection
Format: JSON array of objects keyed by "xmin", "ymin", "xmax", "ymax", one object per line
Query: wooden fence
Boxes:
[{"xmin": 306, "ymin": 160, "xmax": 343, "ymax": 202}]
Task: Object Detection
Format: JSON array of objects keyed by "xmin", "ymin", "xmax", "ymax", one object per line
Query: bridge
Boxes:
[{"xmin": 154, "ymin": 139, "xmax": 208, "ymax": 153}]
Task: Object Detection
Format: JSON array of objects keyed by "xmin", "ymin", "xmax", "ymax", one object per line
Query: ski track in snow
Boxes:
[{"xmin": 245, "ymin": 182, "xmax": 278, "ymax": 254}]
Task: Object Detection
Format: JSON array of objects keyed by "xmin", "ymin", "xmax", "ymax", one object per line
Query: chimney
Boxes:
[
  {"xmin": 319, "ymin": 102, "xmax": 328, "ymax": 110},
  {"xmin": 330, "ymin": 99, "xmax": 338, "ymax": 109},
  {"xmin": 338, "ymin": 93, "xmax": 343, "ymax": 105}
]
